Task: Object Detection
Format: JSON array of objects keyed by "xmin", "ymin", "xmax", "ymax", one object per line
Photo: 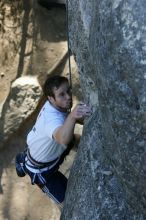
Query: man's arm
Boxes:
[{"xmin": 53, "ymin": 103, "xmax": 92, "ymax": 145}]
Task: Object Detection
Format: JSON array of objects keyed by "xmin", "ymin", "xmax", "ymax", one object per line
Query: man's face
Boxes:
[{"xmin": 48, "ymin": 82, "xmax": 72, "ymax": 111}]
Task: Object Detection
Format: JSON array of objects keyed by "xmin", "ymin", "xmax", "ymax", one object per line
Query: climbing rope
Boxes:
[{"xmin": 66, "ymin": 0, "xmax": 72, "ymax": 90}]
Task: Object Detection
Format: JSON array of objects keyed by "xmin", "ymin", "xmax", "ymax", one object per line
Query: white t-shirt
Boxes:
[{"xmin": 27, "ymin": 101, "xmax": 68, "ymax": 163}]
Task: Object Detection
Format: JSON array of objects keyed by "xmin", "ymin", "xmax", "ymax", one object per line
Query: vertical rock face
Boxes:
[{"xmin": 61, "ymin": 0, "xmax": 146, "ymax": 219}]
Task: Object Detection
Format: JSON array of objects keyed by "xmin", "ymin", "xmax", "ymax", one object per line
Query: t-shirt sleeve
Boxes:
[{"xmin": 45, "ymin": 115, "xmax": 65, "ymax": 139}]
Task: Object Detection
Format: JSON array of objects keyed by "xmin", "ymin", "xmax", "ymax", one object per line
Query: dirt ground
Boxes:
[{"xmin": 0, "ymin": 3, "xmax": 82, "ymax": 220}]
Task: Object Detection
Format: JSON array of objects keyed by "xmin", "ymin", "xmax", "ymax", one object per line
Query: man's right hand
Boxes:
[
  {"xmin": 70, "ymin": 102, "xmax": 92, "ymax": 120},
  {"xmin": 53, "ymin": 103, "xmax": 92, "ymax": 145}
]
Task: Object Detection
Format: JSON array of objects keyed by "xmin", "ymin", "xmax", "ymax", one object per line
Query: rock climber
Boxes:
[{"xmin": 24, "ymin": 75, "xmax": 92, "ymax": 207}]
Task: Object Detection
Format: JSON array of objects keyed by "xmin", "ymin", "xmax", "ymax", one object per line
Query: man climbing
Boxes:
[{"xmin": 24, "ymin": 75, "xmax": 92, "ymax": 207}]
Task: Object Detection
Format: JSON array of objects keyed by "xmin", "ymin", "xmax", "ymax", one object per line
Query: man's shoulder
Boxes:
[
  {"xmin": 39, "ymin": 101, "xmax": 68, "ymax": 125},
  {"xmin": 41, "ymin": 101, "xmax": 62, "ymax": 120},
  {"xmin": 44, "ymin": 101, "xmax": 59, "ymax": 114}
]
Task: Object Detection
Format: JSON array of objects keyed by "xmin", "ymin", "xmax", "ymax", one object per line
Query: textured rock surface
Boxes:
[
  {"xmin": 61, "ymin": 0, "xmax": 146, "ymax": 219},
  {"xmin": 0, "ymin": 76, "xmax": 41, "ymax": 148}
]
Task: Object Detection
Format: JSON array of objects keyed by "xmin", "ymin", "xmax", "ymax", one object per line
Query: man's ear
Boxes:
[{"xmin": 47, "ymin": 96, "xmax": 55, "ymax": 104}]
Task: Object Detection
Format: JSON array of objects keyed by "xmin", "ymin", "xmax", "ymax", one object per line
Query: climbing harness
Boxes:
[
  {"xmin": 15, "ymin": 147, "xmax": 60, "ymax": 178},
  {"xmin": 26, "ymin": 148, "xmax": 59, "ymax": 169}
]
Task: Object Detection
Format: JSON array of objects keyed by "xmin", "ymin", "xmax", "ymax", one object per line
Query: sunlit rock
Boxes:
[
  {"xmin": 0, "ymin": 76, "xmax": 42, "ymax": 148},
  {"xmin": 61, "ymin": 0, "xmax": 146, "ymax": 219}
]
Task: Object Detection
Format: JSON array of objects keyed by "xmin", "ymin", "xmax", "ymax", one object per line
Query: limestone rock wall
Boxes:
[{"xmin": 61, "ymin": 0, "xmax": 146, "ymax": 219}]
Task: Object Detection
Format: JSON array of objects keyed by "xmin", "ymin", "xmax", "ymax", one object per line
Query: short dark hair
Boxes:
[{"xmin": 43, "ymin": 75, "xmax": 69, "ymax": 98}]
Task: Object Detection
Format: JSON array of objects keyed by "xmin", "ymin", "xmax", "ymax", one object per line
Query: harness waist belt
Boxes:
[{"xmin": 27, "ymin": 149, "xmax": 59, "ymax": 168}]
